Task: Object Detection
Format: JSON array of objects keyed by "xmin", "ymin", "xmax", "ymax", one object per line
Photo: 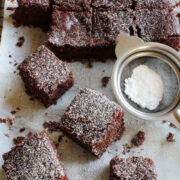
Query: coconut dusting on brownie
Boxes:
[
  {"xmin": 60, "ymin": 88, "xmax": 124, "ymax": 157},
  {"xmin": 3, "ymin": 131, "xmax": 67, "ymax": 180},
  {"xmin": 110, "ymin": 156, "xmax": 157, "ymax": 180}
]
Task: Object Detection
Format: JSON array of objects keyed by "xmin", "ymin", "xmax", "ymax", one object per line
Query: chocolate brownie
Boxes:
[
  {"xmin": 157, "ymin": 35, "xmax": 180, "ymax": 51},
  {"xmin": 60, "ymin": 88, "xmax": 125, "ymax": 158},
  {"xmin": 134, "ymin": 0, "xmax": 176, "ymax": 10},
  {"xmin": 135, "ymin": 9, "xmax": 180, "ymax": 42},
  {"xmin": 3, "ymin": 131, "xmax": 67, "ymax": 180},
  {"xmin": 47, "ymin": 7, "xmax": 92, "ymax": 59},
  {"xmin": 110, "ymin": 156, "xmax": 157, "ymax": 180},
  {"xmin": 92, "ymin": 0, "xmax": 133, "ymax": 11},
  {"xmin": 18, "ymin": 45, "xmax": 74, "ymax": 107},
  {"xmin": 12, "ymin": 0, "xmax": 50, "ymax": 30},
  {"xmin": 91, "ymin": 9, "xmax": 135, "ymax": 58},
  {"xmin": 52, "ymin": 0, "xmax": 92, "ymax": 11}
]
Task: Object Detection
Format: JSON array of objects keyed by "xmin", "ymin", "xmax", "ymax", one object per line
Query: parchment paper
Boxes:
[{"xmin": 0, "ymin": 0, "xmax": 180, "ymax": 179}]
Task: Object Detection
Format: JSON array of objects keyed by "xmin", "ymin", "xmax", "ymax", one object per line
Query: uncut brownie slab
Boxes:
[
  {"xmin": 47, "ymin": 7, "xmax": 92, "ymax": 59},
  {"xmin": 92, "ymin": 0, "xmax": 133, "ymax": 11},
  {"xmin": 135, "ymin": 9, "xmax": 180, "ymax": 42},
  {"xmin": 91, "ymin": 9, "xmax": 135, "ymax": 58},
  {"xmin": 12, "ymin": 0, "xmax": 50, "ymax": 30},
  {"xmin": 2, "ymin": 131, "xmax": 67, "ymax": 180},
  {"xmin": 134, "ymin": 0, "xmax": 176, "ymax": 10},
  {"xmin": 52, "ymin": 0, "xmax": 92, "ymax": 11},
  {"xmin": 18, "ymin": 45, "xmax": 74, "ymax": 107},
  {"xmin": 110, "ymin": 156, "xmax": 157, "ymax": 180},
  {"xmin": 60, "ymin": 88, "xmax": 125, "ymax": 158}
]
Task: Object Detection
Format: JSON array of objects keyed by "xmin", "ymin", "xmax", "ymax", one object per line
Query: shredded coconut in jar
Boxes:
[{"xmin": 124, "ymin": 65, "xmax": 164, "ymax": 110}]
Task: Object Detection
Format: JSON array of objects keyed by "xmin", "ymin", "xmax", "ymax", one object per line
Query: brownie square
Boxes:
[
  {"xmin": 135, "ymin": 9, "xmax": 180, "ymax": 42},
  {"xmin": 110, "ymin": 156, "xmax": 157, "ymax": 180},
  {"xmin": 134, "ymin": 0, "xmax": 176, "ymax": 10},
  {"xmin": 60, "ymin": 88, "xmax": 125, "ymax": 158},
  {"xmin": 52, "ymin": 0, "xmax": 92, "ymax": 11},
  {"xmin": 157, "ymin": 36, "xmax": 180, "ymax": 51},
  {"xmin": 18, "ymin": 45, "xmax": 74, "ymax": 107},
  {"xmin": 92, "ymin": 0, "xmax": 133, "ymax": 11},
  {"xmin": 3, "ymin": 131, "xmax": 67, "ymax": 180},
  {"xmin": 48, "ymin": 7, "xmax": 92, "ymax": 59},
  {"xmin": 12, "ymin": 0, "xmax": 50, "ymax": 30},
  {"xmin": 91, "ymin": 10, "xmax": 135, "ymax": 58}
]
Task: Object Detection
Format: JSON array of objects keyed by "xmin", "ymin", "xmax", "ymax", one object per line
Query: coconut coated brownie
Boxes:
[
  {"xmin": 134, "ymin": 0, "xmax": 176, "ymax": 10},
  {"xmin": 47, "ymin": 7, "xmax": 92, "ymax": 59},
  {"xmin": 110, "ymin": 156, "xmax": 157, "ymax": 180},
  {"xmin": 92, "ymin": 0, "xmax": 133, "ymax": 11},
  {"xmin": 52, "ymin": 0, "xmax": 92, "ymax": 11},
  {"xmin": 12, "ymin": 0, "xmax": 50, "ymax": 30},
  {"xmin": 91, "ymin": 9, "xmax": 135, "ymax": 58},
  {"xmin": 18, "ymin": 45, "xmax": 74, "ymax": 107},
  {"xmin": 3, "ymin": 131, "xmax": 67, "ymax": 180},
  {"xmin": 60, "ymin": 88, "xmax": 125, "ymax": 158},
  {"xmin": 135, "ymin": 9, "xmax": 180, "ymax": 42}
]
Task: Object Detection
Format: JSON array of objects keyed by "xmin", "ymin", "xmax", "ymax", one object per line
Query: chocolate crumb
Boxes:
[
  {"xmin": 122, "ymin": 144, "xmax": 132, "ymax": 155},
  {"xmin": 58, "ymin": 135, "xmax": 64, "ymax": 143},
  {"xmin": 102, "ymin": 76, "xmax": 111, "ymax": 88},
  {"xmin": 13, "ymin": 136, "xmax": 25, "ymax": 145},
  {"xmin": 16, "ymin": 107, "xmax": 21, "ymax": 111},
  {"xmin": 162, "ymin": 120, "xmax": 167, "ymax": 123},
  {"xmin": 9, "ymin": 55, "xmax": 12, "ymax": 58},
  {"xmin": 0, "ymin": 118, "xmax": 13, "ymax": 126},
  {"xmin": 11, "ymin": 110, "xmax": 16, "ymax": 115},
  {"xmin": 19, "ymin": 127, "xmax": 26, "ymax": 133},
  {"xmin": 54, "ymin": 142, "xmax": 59, "ymax": 148},
  {"xmin": 43, "ymin": 121, "xmax": 61, "ymax": 132},
  {"xmin": 4, "ymin": 133, "xmax": 10, "ymax": 138},
  {"xmin": 9, "ymin": 61, "xmax": 12, "ymax": 64},
  {"xmin": 6, "ymin": 7, "xmax": 16, "ymax": 11},
  {"xmin": 14, "ymin": 63, "xmax": 18, "ymax": 66},
  {"xmin": 16, "ymin": 36, "xmax": 25, "ymax": 47},
  {"xmin": 167, "ymin": 132, "xmax": 176, "ymax": 142},
  {"xmin": 169, "ymin": 122, "xmax": 176, "ymax": 129},
  {"xmin": 131, "ymin": 131, "xmax": 145, "ymax": 147}
]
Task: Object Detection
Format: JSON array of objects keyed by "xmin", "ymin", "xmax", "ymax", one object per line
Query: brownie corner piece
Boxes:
[
  {"xmin": 47, "ymin": 7, "xmax": 92, "ymax": 59},
  {"xmin": 2, "ymin": 130, "xmax": 67, "ymax": 180},
  {"xmin": 18, "ymin": 45, "xmax": 74, "ymax": 107},
  {"xmin": 91, "ymin": 9, "xmax": 135, "ymax": 58},
  {"xmin": 135, "ymin": 9, "xmax": 180, "ymax": 42},
  {"xmin": 60, "ymin": 88, "xmax": 125, "ymax": 158},
  {"xmin": 110, "ymin": 156, "xmax": 157, "ymax": 180},
  {"xmin": 12, "ymin": 0, "xmax": 50, "ymax": 30}
]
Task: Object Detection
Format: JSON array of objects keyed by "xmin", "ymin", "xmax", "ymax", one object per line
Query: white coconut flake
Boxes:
[{"xmin": 124, "ymin": 65, "xmax": 164, "ymax": 110}]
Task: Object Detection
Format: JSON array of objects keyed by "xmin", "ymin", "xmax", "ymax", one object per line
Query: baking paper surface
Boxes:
[{"xmin": 0, "ymin": 0, "xmax": 180, "ymax": 179}]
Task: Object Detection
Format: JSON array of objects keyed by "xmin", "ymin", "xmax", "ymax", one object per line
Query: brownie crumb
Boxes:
[
  {"xmin": 167, "ymin": 132, "xmax": 176, "ymax": 142},
  {"xmin": 122, "ymin": 144, "xmax": 132, "ymax": 155},
  {"xmin": 16, "ymin": 107, "xmax": 20, "ymax": 111},
  {"xmin": 9, "ymin": 55, "xmax": 12, "ymax": 58},
  {"xmin": 131, "ymin": 131, "xmax": 145, "ymax": 147},
  {"xmin": 169, "ymin": 122, "xmax": 176, "ymax": 129},
  {"xmin": 13, "ymin": 136, "xmax": 25, "ymax": 145},
  {"xmin": 14, "ymin": 63, "xmax": 18, "ymax": 66},
  {"xmin": 4, "ymin": 134, "xmax": 10, "ymax": 138},
  {"xmin": 7, "ymin": 7, "xmax": 16, "ymax": 11},
  {"xmin": 102, "ymin": 76, "xmax": 111, "ymax": 88},
  {"xmin": 16, "ymin": 36, "xmax": 25, "ymax": 47},
  {"xmin": 19, "ymin": 127, "xmax": 26, "ymax": 133},
  {"xmin": 58, "ymin": 134, "xmax": 64, "ymax": 143},
  {"xmin": 0, "ymin": 118, "xmax": 13, "ymax": 126},
  {"xmin": 11, "ymin": 110, "xmax": 16, "ymax": 115},
  {"xmin": 162, "ymin": 120, "xmax": 167, "ymax": 123},
  {"xmin": 43, "ymin": 121, "xmax": 61, "ymax": 132}
]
